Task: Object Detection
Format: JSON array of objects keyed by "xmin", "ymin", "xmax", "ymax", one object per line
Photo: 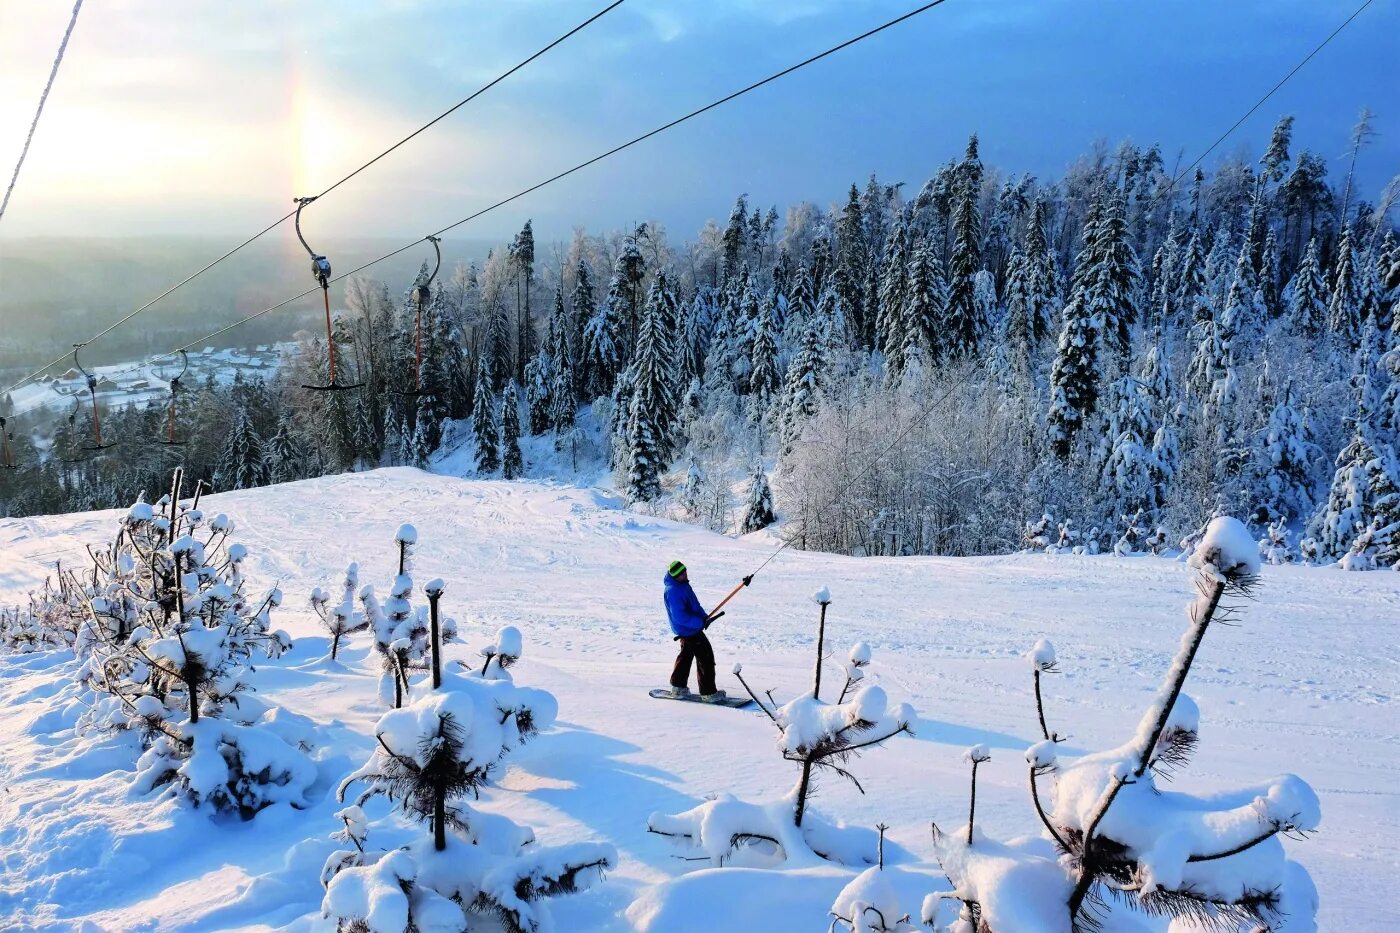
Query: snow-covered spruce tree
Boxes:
[
  {"xmin": 523, "ymin": 350, "xmax": 553, "ymax": 436},
  {"xmin": 1284, "ymin": 237, "xmax": 1329, "ymax": 338},
  {"xmin": 472, "ymin": 356, "xmax": 499, "ymax": 474},
  {"xmin": 501, "ymin": 382, "xmax": 524, "ymax": 480},
  {"xmin": 215, "ymin": 406, "xmax": 268, "ymax": 491},
  {"xmin": 742, "ymin": 464, "xmax": 776, "ymax": 533},
  {"xmin": 1328, "ymin": 226, "xmax": 1362, "ymax": 351},
  {"xmin": 1247, "ymin": 383, "xmax": 1319, "ymax": 524},
  {"xmin": 1307, "ymin": 377, "xmax": 1399, "ymax": 564},
  {"xmin": 749, "ymin": 297, "xmax": 781, "ymax": 428},
  {"xmin": 650, "ymin": 588, "xmax": 913, "ymax": 867},
  {"xmin": 325, "ymin": 606, "xmax": 615, "ymax": 933},
  {"xmin": 945, "ymin": 139, "xmax": 984, "ymax": 358},
  {"xmin": 1046, "ymin": 288, "xmax": 1101, "ymax": 459},
  {"xmin": 622, "ymin": 277, "xmax": 680, "ymax": 503},
  {"xmin": 778, "ymin": 310, "xmax": 829, "ymax": 459},
  {"xmin": 923, "ymin": 517, "xmax": 1320, "ymax": 932},
  {"xmin": 76, "ymin": 474, "xmax": 314, "ymax": 818},
  {"xmin": 310, "ymin": 562, "xmax": 369, "ymax": 662}
]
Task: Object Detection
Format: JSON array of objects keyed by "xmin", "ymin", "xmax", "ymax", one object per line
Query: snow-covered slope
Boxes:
[{"xmin": 1, "ymin": 468, "xmax": 1396, "ymax": 931}]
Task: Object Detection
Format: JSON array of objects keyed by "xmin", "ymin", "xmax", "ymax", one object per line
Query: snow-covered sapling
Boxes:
[
  {"xmin": 327, "ymin": 625, "xmax": 614, "ymax": 933},
  {"xmin": 838, "ymin": 641, "xmax": 873, "ymax": 704},
  {"xmin": 828, "ymin": 825, "xmax": 916, "ymax": 933},
  {"xmin": 1025, "ymin": 638, "xmax": 1062, "ymax": 743},
  {"xmin": 310, "ymin": 562, "xmax": 368, "ymax": 661},
  {"xmin": 477, "ymin": 625, "xmax": 524, "ymax": 679},
  {"xmin": 76, "ymin": 470, "xmax": 313, "ymax": 818},
  {"xmin": 963, "ymin": 745, "xmax": 991, "ymax": 845},
  {"xmin": 927, "ymin": 517, "xmax": 1322, "ymax": 932},
  {"xmin": 733, "ymin": 588, "xmax": 913, "ymax": 829}
]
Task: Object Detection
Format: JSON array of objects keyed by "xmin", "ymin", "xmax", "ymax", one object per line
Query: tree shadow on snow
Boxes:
[{"xmin": 909, "ymin": 714, "xmax": 1087, "ymax": 757}]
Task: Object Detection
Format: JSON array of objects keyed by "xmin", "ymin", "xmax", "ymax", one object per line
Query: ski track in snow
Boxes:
[{"xmin": 1, "ymin": 468, "xmax": 1397, "ymax": 930}]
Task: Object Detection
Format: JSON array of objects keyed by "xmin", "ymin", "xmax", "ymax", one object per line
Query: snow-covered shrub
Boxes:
[
  {"xmin": 0, "ymin": 569, "xmax": 86, "ymax": 652},
  {"xmin": 1339, "ymin": 517, "xmax": 1398, "ymax": 571},
  {"xmin": 326, "ymin": 610, "xmax": 614, "ymax": 933},
  {"xmin": 310, "ymin": 562, "xmax": 369, "ymax": 661},
  {"xmin": 75, "ymin": 472, "xmax": 314, "ymax": 818},
  {"xmin": 1143, "ymin": 525, "xmax": 1169, "ymax": 555},
  {"xmin": 1112, "ymin": 509, "xmax": 1147, "ymax": 556},
  {"xmin": 1050, "ymin": 520, "xmax": 1078, "ymax": 554},
  {"xmin": 1258, "ymin": 516, "xmax": 1296, "ymax": 565},
  {"xmin": 925, "ymin": 517, "xmax": 1321, "ymax": 932},
  {"xmin": 651, "ymin": 587, "xmax": 913, "ymax": 867},
  {"xmin": 1022, "ymin": 512, "xmax": 1054, "ymax": 552}
]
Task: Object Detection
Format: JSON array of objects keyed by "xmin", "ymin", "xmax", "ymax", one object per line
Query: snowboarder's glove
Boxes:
[{"xmin": 742, "ymin": 575, "xmax": 753, "ymax": 586}]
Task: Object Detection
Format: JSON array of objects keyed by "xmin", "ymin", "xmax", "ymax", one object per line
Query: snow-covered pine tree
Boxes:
[
  {"xmin": 1085, "ymin": 185, "xmax": 1140, "ymax": 368},
  {"xmin": 410, "ymin": 395, "xmax": 434, "ymax": 468},
  {"xmin": 1022, "ymin": 197, "xmax": 1059, "ymax": 340},
  {"xmin": 741, "ymin": 464, "xmax": 775, "ymax": 533},
  {"xmin": 1101, "ymin": 376, "xmax": 1156, "ymax": 522},
  {"xmin": 471, "ymin": 357, "xmax": 499, "ymax": 474},
  {"xmin": 1046, "ymin": 288, "xmax": 1101, "ymax": 458},
  {"xmin": 1248, "ymin": 383, "xmax": 1319, "ymax": 523},
  {"xmin": 265, "ymin": 415, "xmax": 303, "ymax": 484},
  {"xmin": 501, "ymin": 382, "xmax": 523, "ymax": 480},
  {"xmin": 779, "ymin": 305, "xmax": 830, "ymax": 459},
  {"xmin": 1285, "ymin": 236, "xmax": 1329, "ymax": 338},
  {"xmin": 581, "ymin": 294, "xmax": 623, "ymax": 399},
  {"xmin": 876, "ymin": 210, "xmax": 911, "ymax": 372},
  {"xmin": 1307, "ymin": 377, "xmax": 1392, "ymax": 562}
]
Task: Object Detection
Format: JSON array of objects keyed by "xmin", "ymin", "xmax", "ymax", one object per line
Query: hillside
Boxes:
[{"xmin": 1, "ymin": 469, "xmax": 1397, "ymax": 931}]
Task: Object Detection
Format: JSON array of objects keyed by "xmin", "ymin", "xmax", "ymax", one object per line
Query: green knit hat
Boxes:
[{"xmin": 667, "ymin": 560, "xmax": 686, "ymax": 578}]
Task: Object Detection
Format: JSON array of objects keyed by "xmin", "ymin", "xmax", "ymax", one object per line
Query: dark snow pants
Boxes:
[{"xmin": 670, "ymin": 632, "xmax": 717, "ymax": 695}]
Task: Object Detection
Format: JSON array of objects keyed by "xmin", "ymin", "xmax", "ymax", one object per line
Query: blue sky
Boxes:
[{"xmin": 1, "ymin": 0, "xmax": 1396, "ymax": 244}]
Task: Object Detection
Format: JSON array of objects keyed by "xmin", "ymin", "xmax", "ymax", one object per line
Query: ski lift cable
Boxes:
[
  {"xmin": 0, "ymin": 0, "xmax": 628, "ymax": 398},
  {"xmin": 0, "ymin": 0, "xmax": 85, "ymax": 228},
  {"xmin": 90, "ymin": 0, "xmax": 959, "ymax": 380},
  {"xmin": 1151, "ymin": 0, "xmax": 1374, "ymax": 205}
]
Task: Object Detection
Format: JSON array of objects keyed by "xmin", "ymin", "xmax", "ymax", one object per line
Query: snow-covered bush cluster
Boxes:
[
  {"xmin": 923, "ymin": 518, "xmax": 1322, "ymax": 931},
  {"xmin": 321, "ymin": 568, "xmax": 614, "ymax": 933},
  {"xmin": 0, "ymin": 569, "xmax": 87, "ymax": 653},
  {"xmin": 650, "ymin": 587, "xmax": 913, "ymax": 868},
  {"xmin": 53, "ymin": 471, "xmax": 316, "ymax": 817},
  {"xmin": 313, "ymin": 523, "xmax": 461, "ymax": 706}
]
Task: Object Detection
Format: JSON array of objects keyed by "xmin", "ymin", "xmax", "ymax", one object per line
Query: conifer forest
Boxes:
[{"xmin": 5, "ymin": 120, "xmax": 1397, "ymax": 569}]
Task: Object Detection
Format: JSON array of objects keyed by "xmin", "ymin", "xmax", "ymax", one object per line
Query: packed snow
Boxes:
[{"xmin": 0, "ymin": 469, "xmax": 1397, "ymax": 930}]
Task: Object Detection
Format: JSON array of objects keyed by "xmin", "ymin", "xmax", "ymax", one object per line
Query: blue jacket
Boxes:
[{"xmin": 664, "ymin": 573, "xmax": 709, "ymax": 637}]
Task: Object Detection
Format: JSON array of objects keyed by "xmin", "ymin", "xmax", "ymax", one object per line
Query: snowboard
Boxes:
[{"xmin": 649, "ymin": 688, "xmax": 754, "ymax": 709}]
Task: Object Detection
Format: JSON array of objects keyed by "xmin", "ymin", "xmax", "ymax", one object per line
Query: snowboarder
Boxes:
[{"xmin": 663, "ymin": 560, "xmax": 726, "ymax": 702}]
